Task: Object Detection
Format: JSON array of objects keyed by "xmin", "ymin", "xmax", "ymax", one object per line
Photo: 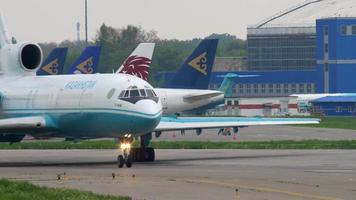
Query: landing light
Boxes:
[{"xmin": 120, "ymin": 143, "xmax": 131, "ymax": 150}]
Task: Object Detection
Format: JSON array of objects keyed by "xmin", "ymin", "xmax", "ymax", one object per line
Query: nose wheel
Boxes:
[{"xmin": 117, "ymin": 134, "xmax": 133, "ymax": 168}]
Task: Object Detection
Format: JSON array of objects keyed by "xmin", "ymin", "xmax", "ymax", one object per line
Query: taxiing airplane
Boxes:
[
  {"xmin": 0, "ymin": 15, "xmax": 319, "ymax": 168},
  {"xmin": 36, "ymin": 47, "xmax": 68, "ymax": 75}
]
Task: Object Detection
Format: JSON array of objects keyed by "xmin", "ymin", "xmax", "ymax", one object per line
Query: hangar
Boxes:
[{"xmin": 158, "ymin": 0, "xmax": 356, "ymax": 116}]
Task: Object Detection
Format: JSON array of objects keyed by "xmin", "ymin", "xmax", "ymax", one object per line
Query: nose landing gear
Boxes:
[
  {"xmin": 117, "ymin": 133, "xmax": 156, "ymax": 168},
  {"xmin": 117, "ymin": 134, "xmax": 133, "ymax": 168}
]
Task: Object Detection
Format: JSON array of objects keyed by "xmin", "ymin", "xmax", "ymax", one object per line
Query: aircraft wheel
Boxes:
[
  {"xmin": 146, "ymin": 147, "xmax": 155, "ymax": 162},
  {"xmin": 118, "ymin": 155, "xmax": 124, "ymax": 168},
  {"xmin": 126, "ymin": 155, "xmax": 132, "ymax": 168}
]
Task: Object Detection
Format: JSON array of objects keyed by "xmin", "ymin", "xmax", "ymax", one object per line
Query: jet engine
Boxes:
[
  {"xmin": 0, "ymin": 42, "xmax": 43, "ymax": 75},
  {"xmin": 0, "ymin": 15, "xmax": 43, "ymax": 75}
]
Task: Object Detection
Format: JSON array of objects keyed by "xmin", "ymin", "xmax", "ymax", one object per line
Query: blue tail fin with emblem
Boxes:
[
  {"xmin": 66, "ymin": 46, "xmax": 101, "ymax": 74},
  {"xmin": 163, "ymin": 39, "xmax": 218, "ymax": 89},
  {"xmin": 37, "ymin": 47, "xmax": 68, "ymax": 75}
]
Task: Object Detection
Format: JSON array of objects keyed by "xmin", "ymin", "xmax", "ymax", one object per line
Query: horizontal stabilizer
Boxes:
[
  {"xmin": 216, "ymin": 74, "xmax": 260, "ymax": 78},
  {"xmin": 183, "ymin": 91, "xmax": 223, "ymax": 102}
]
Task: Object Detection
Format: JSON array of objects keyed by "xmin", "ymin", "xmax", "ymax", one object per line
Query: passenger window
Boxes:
[
  {"xmin": 139, "ymin": 89, "xmax": 146, "ymax": 97},
  {"xmin": 130, "ymin": 90, "xmax": 140, "ymax": 97}
]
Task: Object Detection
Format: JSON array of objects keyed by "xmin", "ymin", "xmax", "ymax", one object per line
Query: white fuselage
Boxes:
[
  {"xmin": 155, "ymin": 88, "xmax": 224, "ymax": 115},
  {"xmin": 0, "ymin": 74, "xmax": 162, "ymax": 137}
]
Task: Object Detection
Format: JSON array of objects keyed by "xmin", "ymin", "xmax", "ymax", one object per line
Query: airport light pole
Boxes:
[{"xmin": 85, "ymin": 0, "xmax": 88, "ymax": 46}]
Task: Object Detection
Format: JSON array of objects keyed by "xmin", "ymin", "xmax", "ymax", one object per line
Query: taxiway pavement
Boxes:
[{"xmin": 0, "ymin": 149, "xmax": 355, "ymax": 200}]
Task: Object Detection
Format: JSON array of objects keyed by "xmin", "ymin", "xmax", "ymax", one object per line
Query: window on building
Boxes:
[
  {"xmin": 284, "ymin": 84, "xmax": 289, "ymax": 94},
  {"xmin": 226, "ymin": 100, "xmax": 232, "ymax": 106},
  {"xmin": 341, "ymin": 25, "xmax": 347, "ymax": 35},
  {"xmin": 336, "ymin": 106, "xmax": 343, "ymax": 113},
  {"xmin": 324, "ymin": 63, "xmax": 329, "ymax": 72},
  {"xmin": 299, "ymin": 83, "xmax": 305, "ymax": 93},
  {"xmin": 291, "ymin": 84, "xmax": 296, "ymax": 93},
  {"xmin": 306, "ymin": 83, "xmax": 312, "ymax": 93},
  {"xmin": 268, "ymin": 84, "xmax": 273, "ymax": 93},
  {"xmin": 234, "ymin": 100, "xmax": 239, "ymax": 106},
  {"xmin": 324, "ymin": 26, "xmax": 329, "ymax": 36},
  {"xmin": 324, "ymin": 43, "xmax": 329, "ymax": 53},
  {"xmin": 352, "ymin": 25, "xmax": 356, "ymax": 35}
]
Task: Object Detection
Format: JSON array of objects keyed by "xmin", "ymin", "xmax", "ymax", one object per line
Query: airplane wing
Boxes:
[
  {"xmin": 183, "ymin": 91, "xmax": 223, "ymax": 102},
  {"xmin": 155, "ymin": 116, "xmax": 320, "ymax": 132},
  {"xmin": 0, "ymin": 116, "xmax": 56, "ymax": 132}
]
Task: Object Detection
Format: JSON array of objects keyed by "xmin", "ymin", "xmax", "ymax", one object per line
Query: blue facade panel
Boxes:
[{"xmin": 316, "ymin": 18, "xmax": 356, "ymax": 93}]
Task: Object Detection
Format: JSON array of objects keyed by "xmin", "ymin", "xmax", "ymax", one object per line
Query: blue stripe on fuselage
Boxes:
[{"xmin": 3, "ymin": 108, "xmax": 161, "ymax": 138}]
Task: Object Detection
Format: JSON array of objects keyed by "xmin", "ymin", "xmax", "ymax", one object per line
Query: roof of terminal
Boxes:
[
  {"xmin": 312, "ymin": 96, "xmax": 356, "ymax": 103},
  {"xmin": 252, "ymin": 0, "xmax": 356, "ymax": 28}
]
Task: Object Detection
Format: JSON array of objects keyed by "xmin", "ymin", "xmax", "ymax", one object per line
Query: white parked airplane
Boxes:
[
  {"xmin": 0, "ymin": 15, "xmax": 319, "ymax": 168},
  {"xmin": 115, "ymin": 40, "xmax": 225, "ymax": 115}
]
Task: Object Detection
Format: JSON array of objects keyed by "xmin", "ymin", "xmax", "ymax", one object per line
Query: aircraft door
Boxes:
[
  {"xmin": 26, "ymin": 90, "xmax": 33, "ymax": 109},
  {"xmin": 160, "ymin": 91, "xmax": 168, "ymax": 112}
]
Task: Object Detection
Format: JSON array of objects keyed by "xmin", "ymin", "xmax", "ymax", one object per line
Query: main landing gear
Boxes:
[{"xmin": 117, "ymin": 133, "xmax": 155, "ymax": 168}]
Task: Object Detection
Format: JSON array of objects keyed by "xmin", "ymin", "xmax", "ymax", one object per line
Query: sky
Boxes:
[{"xmin": 0, "ymin": 0, "xmax": 303, "ymax": 43}]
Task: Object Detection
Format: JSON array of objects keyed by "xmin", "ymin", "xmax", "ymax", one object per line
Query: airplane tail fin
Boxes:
[
  {"xmin": 217, "ymin": 74, "xmax": 259, "ymax": 97},
  {"xmin": 116, "ymin": 43, "xmax": 155, "ymax": 80},
  {"xmin": 66, "ymin": 46, "xmax": 101, "ymax": 74},
  {"xmin": 164, "ymin": 39, "xmax": 218, "ymax": 89},
  {"xmin": 0, "ymin": 14, "xmax": 11, "ymax": 47},
  {"xmin": 37, "ymin": 47, "xmax": 68, "ymax": 75}
]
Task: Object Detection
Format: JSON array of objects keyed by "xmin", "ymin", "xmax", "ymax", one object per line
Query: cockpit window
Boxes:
[
  {"xmin": 139, "ymin": 89, "xmax": 146, "ymax": 97},
  {"xmin": 130, "ymin": 89, "xmax": 140, "ymax": 97},
  {"xmin": 119, "ymin": 90, "xmax": 125, "ymax": 98},
  {"xmin": 124, "ymin": 90, "xmax": 129, "ymax": 98},
  {"xmin": 118, "ymin": 86, "xmax": 157, "ymax": 103},
  {"xmin": 146, "ymin": 89, "xmax": 155, "ymax": 97}
]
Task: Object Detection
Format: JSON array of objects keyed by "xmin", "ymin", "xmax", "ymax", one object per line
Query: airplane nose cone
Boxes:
[
  {"xmin": 137, "ymin": 99, "xmax": 162, "ymax": 116},
  {"xmin": 135, "ymin": 99, "xmax": 162, "ymax": 132}
]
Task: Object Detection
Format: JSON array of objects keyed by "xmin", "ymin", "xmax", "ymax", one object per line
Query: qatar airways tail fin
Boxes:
[{"xmin": 116, "ymin": 43, "xmax": 155, "ymax": 80}]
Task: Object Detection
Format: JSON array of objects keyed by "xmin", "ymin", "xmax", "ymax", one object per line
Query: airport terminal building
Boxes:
[{"xmin": 157, "ymin": 0, "xmax": 356, "ymax": 116}]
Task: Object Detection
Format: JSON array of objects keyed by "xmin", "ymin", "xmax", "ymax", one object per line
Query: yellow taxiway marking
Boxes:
[{"xmin": 185, "ymin": 179, "xmax": 344, "ymax": 200}]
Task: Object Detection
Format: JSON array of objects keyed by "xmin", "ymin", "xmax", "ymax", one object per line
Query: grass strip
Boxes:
[
  {"xmin": 293, "ymin": 117, "xmax": 356, "ymax": 130},
  {"xmin": 0, "ymin": 140, "xmax": 355, "ymax": 149},
  {"xmin": 0, "ymin": 178, "xmax": 130, "ymax": 200}
]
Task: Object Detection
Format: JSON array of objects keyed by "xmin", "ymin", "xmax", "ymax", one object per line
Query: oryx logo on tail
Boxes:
[
  {"xmin": 119, "ymin": 56, "xmax": 151, "ymax": 80},
  {"xmin": 188, "ymin": 52, "xmax": 208, "ymax": 75}
]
